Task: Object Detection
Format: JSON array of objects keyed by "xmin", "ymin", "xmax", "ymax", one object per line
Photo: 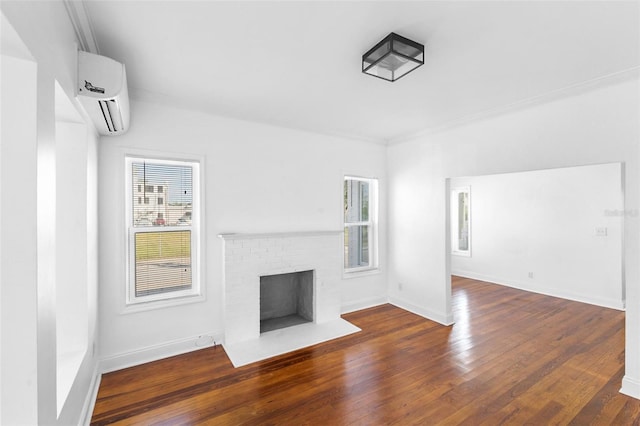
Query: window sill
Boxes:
[
  {"xmin": 451, "ymin": 251, "xmax": 472, "ymax": 257},
  {"xmin": 343, "ymin": 267, "xmax": 381, "ymax": 280},
  {"xmin": 122, "ymin": 293, "xmax": 205, "ymax": 315}
]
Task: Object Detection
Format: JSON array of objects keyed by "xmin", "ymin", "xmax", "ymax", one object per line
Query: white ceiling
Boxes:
[{"xmin": 83, "ymin": 1, "xmax": 639, "ymax": 144}]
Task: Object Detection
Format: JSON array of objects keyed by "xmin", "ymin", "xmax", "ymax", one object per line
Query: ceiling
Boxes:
[{"xmin": 82, "ymin": 1, "xmax": 639, "ymax": 144}]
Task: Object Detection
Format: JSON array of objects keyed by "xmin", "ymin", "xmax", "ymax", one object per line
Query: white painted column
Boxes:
[{"xmin": 0, "ymin": 53, "xmax": 40, "ymax": 425}]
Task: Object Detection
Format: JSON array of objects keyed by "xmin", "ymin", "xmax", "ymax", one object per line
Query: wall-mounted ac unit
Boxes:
[{"xmin": 77, "ymin": 50, "xmax": 130, "ymax": 135}]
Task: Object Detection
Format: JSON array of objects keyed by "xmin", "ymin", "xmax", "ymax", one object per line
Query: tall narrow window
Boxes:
[
  {"xmin": 451, "ymin": 187, "xmax": 471, "ymax": 256},
  {"xmin": 344, "ymin": 176, "xmax": 378, "ymax": 272},
  {"xmin": 126, "ymin": 157, "xmax": 200, "ymax": 304}
]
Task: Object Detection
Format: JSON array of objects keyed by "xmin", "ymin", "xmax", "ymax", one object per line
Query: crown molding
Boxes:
[{"xmin": 387, "ymin": 67, "xmax": 640, "ymax": 146}]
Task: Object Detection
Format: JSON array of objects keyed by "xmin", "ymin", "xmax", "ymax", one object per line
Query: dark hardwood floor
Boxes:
[{"xmin": 91, "ymin": 276, "xmax": 640, "ymax": 425}]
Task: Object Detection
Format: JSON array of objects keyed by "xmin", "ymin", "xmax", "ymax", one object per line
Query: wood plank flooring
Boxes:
[{"xmin": 91, "ymin": 276, "xmax": 640, "ymax": 425}]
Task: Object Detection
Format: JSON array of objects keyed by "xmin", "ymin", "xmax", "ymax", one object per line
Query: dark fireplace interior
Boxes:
[{"xmin": 260, "ymin": 270, "xmax": 314, "ymax": 333}]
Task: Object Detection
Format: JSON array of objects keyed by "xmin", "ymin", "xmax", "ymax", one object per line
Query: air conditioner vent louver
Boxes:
[
  {"xmin": 98, "ymin": 99, "xmax": 124, "ymax": 133},
  {"xmin": 77, "ymin": 51, "xmax": 130, "ymax": 136}
]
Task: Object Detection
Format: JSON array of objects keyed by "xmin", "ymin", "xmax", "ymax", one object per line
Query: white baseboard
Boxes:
[
  {"xmin": 100, "ymin": 330, "xmax": 223, "ymax": 374},
  {"xmin": 452, "ymin": 270, "xmax": 625, "ymax": 311},
  {"xmin": 388, "ymin": 296, "xmax": 454, "ymax": 326},
  {"xmin": 621, "ymin": 375, "xmax": 640, "ymax": 400},
  {"xmin": 80, "ymin": 365, "xmax": 101, "ymax": 426},
  {"xmin": 341, "ymin": 296, "xmax": 388, "ymax": 314}
]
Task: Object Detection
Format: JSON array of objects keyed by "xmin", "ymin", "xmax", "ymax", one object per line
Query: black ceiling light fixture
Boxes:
[{"xmin": 362, "ymin": 32, "xmax": 424, "ymax": 82}]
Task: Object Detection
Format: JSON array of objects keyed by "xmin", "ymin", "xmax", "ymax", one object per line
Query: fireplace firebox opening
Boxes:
[{"xmin": 260, "ymin": 270, "xmax": 314, "ymax": 333}]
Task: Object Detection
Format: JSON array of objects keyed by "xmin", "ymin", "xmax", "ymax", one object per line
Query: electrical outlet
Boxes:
[
  {"xmin": 398, "ymin": 282, "xmax": 403, "ymax": 291},
  {"xmin": 528, "ymin": 272, "xmax": 534, "ymax": 279},
  {"xmin": 196, "ymin": 335, "xmax": 215, "ymax": 347},
  {"xmin": 596, "ymin": 227, "xmax": 608, "ymax": 237}
]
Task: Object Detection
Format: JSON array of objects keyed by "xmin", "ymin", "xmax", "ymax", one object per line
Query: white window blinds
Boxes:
[{"xmin": 127, "ymin": 158, "xmax": 199, "ymax": 303}]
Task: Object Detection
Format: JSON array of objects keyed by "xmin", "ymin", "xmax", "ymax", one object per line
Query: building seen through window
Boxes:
[{"xmin": 132, "ymin": 162, "xmax": 192, "ymax": 227}]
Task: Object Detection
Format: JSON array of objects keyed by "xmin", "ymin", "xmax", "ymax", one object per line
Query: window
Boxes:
[
  {"xmin": 157, "ymin": 186, "xmax": 163, "ymax": 193},
  {"xmin": 126, "ymin": 157, "xmax": 200, "ymax": 305},
  {"xmin": 344, "ymin": 176, "xmax": 378, "ymax": 272},
  {"xmin": 451, "ymin": 187, "xmax": 471, "ymax": 256}
]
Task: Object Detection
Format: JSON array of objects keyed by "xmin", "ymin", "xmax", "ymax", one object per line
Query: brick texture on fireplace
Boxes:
[{"xmin": 220, "ymin": 231, "xmax": 343, "ymax": 346}]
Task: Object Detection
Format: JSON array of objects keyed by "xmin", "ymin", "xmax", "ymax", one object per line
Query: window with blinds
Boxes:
[{"xmin": 126, "ymin": 157, "xmax": 200, "ymax": 304}]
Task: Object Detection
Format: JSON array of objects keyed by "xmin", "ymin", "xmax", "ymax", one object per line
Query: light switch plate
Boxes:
[{"xmin": 595, "ymin": 227, "xmax": 608, "ymax": 237}]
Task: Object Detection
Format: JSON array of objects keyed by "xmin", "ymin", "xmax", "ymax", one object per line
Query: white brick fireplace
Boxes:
[{"xmin": 219, "ymin": 231, "xmax": 360, "ymax": 367}]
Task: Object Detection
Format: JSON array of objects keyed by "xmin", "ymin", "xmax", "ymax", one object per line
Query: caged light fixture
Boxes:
[{"xmin": 362, "ymin": 32, "xmax": 424, "ymax": 82}]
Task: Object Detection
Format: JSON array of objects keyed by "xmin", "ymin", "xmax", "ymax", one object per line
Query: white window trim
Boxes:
[
  {"xmin": 451, "ymin": 186, "xmax": 471, "ymax": 257},
  {"xmin": 343, "ymin": 175, "xmax": 379, "ymax": 275},
  {"xmin": 123, "ymin": 155, "xmax": 205, "ymax": 311}
]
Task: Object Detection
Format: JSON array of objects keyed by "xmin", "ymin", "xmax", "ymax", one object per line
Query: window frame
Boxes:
[
  {"xmin": 451, "ymin": 186, "xmax": 471, "ymax": 257},
  {"xmin": 124, "ymin": 155, "xmax": 203, "ymax": 307},
  {"xmin": 343, "ymin": 175, "xmax": 378, "ymax": 274}
]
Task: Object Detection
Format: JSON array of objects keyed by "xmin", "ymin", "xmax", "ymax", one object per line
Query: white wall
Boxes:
[
  {"xmin": 1, "ymin": 28, "xmax": 39, "ymax": 426},
  {"xmin": 1, "ymin": 2, "xmax": 101, "ymax": 424},
  {"xmin": 450, "ymin": 163, "xmax": 623, "ymax": 309},
  {"xmin": 98, "ymin": 99, "xmax": 387, "ymax": 369},
  {"xmin": 387, "ymin": 75, "xmax": 640, "ymax": 396}
]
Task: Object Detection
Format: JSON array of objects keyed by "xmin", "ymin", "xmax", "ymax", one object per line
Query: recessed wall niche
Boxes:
[{"xmin": 55, "ymin": 80, "xmax": 89, "ymax": 416}]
